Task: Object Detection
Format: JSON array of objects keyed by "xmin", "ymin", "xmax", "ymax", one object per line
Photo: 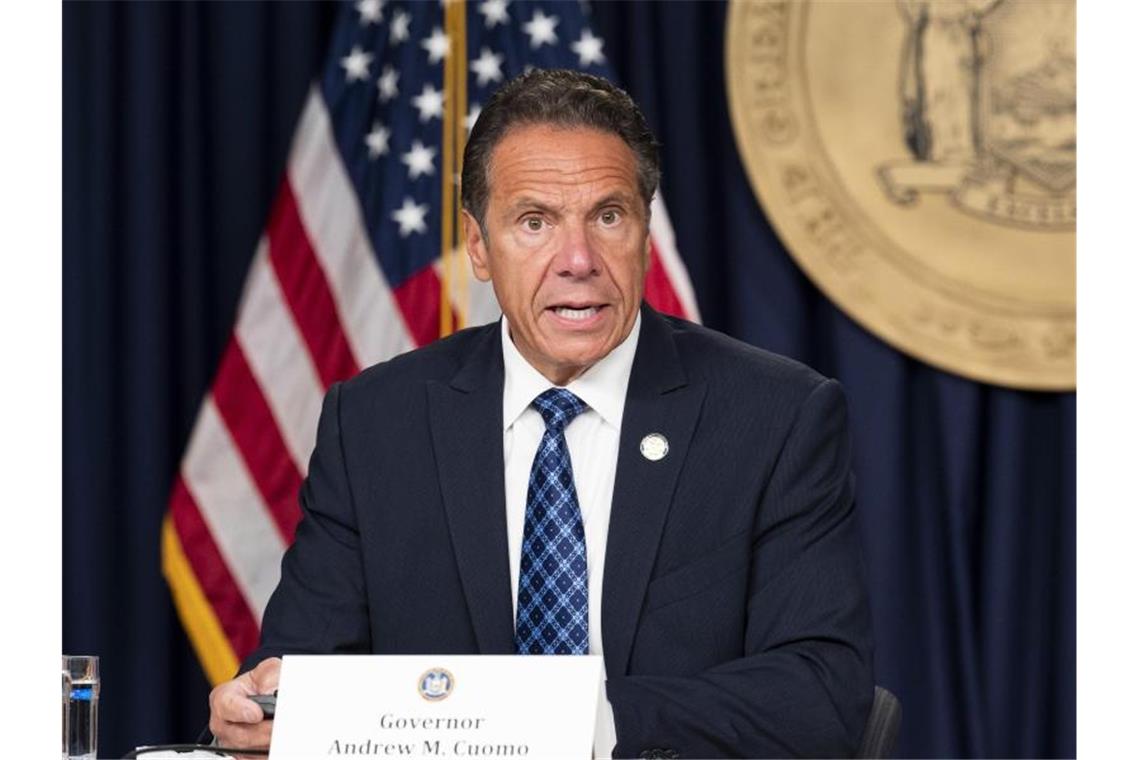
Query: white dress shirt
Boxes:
[{"xmin": 501, "ymin": 313, "xmax": 641, "ymax": 760}]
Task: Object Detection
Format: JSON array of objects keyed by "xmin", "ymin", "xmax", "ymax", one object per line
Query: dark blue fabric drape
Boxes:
[
  {"xmin": 63, "ymin": 2, "xmax": 1074, "ymax": 757},
  {"xmin": 63, "ymin": 2, "xmax": 337, "ymax": 755}
]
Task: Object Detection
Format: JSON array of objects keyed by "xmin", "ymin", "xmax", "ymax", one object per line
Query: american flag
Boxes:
[{"xmin": 162, "ymin": 0, "xmax": 700, "ymax": 686}]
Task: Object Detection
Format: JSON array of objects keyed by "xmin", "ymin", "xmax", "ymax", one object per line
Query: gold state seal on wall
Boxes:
[{"xmin": 726, "ymin": 0, "xmax": 1075, "ymax": 390}]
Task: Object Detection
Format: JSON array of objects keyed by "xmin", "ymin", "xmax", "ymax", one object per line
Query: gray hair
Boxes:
[{"xmin": 461, "ymin": 69, "xmax": 660, "ymax": 227}]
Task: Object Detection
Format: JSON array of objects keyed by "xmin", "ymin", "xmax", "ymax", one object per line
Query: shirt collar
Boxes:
[{"xmin": 501, "ymin": 311, "xmax": 641, "ymax": 432}]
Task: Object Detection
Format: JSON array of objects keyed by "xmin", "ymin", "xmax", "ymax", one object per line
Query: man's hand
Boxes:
[{"xmin": 208, "ymin": 657, "xmax": 281, "ymax": 751}]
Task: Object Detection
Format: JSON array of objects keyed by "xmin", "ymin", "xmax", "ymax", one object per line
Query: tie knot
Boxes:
[{"xmin": 533, "ymin": 388, "xmax": 586, "ymax": 433}]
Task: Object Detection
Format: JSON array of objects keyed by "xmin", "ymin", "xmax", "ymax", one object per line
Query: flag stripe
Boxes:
[
  {"xmin": 288, "ymin": 90, "xmax": 415, "ymax": 367},
  {"xmin": 393, "ymin": 264, "xmax": 443, "ymax": 347},
  {"xmin": 211, "ymin": 338, "xmax": 304, "ymax": 543},
  {"xmin": 168, "ymin": 477, "xmax": 262, "ymax": 663},
  {"xmin": 267, "ymin": 181, "xmax": 361, "ymax": 387},
  {"xmin": 234, "ymin": 240, "xmax": 324, "ymax": 471},
  {"xmin": 649, "ymin": 195, "xmax": 701, "ymax": 322},
  {"xmin": 182, "ymin": 397, "xmax": 287, "ymax": 621},
  {"xmin": 162, "ymin": 514, "xmax": 241, "ymax": 685},
  {"xmin": 645, "ymin": 243, "xmax": 687, "ymax": 319}
]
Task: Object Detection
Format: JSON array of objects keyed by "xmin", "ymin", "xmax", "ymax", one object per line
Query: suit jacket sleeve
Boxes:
[
  {"xmin": 606, "ymin": 379, "xmax": 874, "ymax": 758},
  {"xmin": 241, "ymin": 382, "xmax": 372, "ymax": 671}
]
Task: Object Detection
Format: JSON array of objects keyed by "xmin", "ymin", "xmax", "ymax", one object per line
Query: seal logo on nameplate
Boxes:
[
  {"xmin": 726, "ymin": 0, "xmax": 1075, "ymax": 390},
  {"xmin": 418, "ymin": 668, "xmax": 454, "ymax": 701}
]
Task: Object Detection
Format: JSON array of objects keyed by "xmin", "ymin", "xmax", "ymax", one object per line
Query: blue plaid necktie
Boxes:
[{"xmin": 515, "ymin": 388, "xmax": 589, "ymax": 655}]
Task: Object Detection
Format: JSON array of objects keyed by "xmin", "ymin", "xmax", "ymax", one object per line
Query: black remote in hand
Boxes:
[{"xmin": 249, "ymin": 693, "xmax": 276, "ymax": 719}]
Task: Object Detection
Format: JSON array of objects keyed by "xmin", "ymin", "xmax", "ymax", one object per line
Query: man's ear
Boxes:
[{"xmin": 462, "ymin": 210, "xmax": 492, "ymax": 283}]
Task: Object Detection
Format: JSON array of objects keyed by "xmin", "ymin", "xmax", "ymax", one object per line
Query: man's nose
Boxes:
[{"xmin": 554, "ymin": 223, "xmax": 599, "ymax": 278}]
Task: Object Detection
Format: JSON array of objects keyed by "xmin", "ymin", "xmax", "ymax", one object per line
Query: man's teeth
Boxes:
[{"xmin": 554, "ymin": 306, "xmax": 599, "ymax": 321}]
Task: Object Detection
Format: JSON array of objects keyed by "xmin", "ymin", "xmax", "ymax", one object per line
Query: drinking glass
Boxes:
[
  {"xmin": 63, "ymin": 655, "xmax": 99, "ymax": 759},
  {"xmin": 61, "ymin": 669, "xmax": 70, "ymax": 759}
]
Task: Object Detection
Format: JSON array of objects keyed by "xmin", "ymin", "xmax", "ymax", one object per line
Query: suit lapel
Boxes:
[
  {"xmin": 602, "ymin": 306, "xmax": 707, "ymax": 678},
  {"xmin": 427, "ymin": 324, "xmax": 516, "ymax": 654}
]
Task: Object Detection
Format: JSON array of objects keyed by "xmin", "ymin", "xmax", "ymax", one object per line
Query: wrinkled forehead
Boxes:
[{"xmin": 484, "ymin": 124, "xmax": 640, "ymax": 206}]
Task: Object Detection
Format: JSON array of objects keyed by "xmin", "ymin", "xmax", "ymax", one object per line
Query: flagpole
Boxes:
[
  {"xmin": 454, "ymin": 1, "xmax": 469, "ymax": 331},
  {"xmin": 440, "ymin": 1, "xmax": 469, "ymax": 338},
  {"xmin": 439, "ymin": 2, "xmax": 457, "ymax": 338}
]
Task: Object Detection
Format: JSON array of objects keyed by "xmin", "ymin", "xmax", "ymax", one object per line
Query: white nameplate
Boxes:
[{"xmin": 270, "ymin": 655, "xmax": 603, "ymax": 760}]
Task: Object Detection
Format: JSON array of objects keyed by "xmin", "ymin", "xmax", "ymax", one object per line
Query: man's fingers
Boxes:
[
  {"xmin": 207, "ymin": 659, "xmax": 282, "ymax": 750},
  {"xmin": 249, "ymin": 657, "xmax": 283, "ymax": 695},
  {"xmin": 213, "ymin": 684, "xmax": 262, "ymax": 723},
  {"xmin": 210, "ymin": 677, "xmax": 263, "ymax": 725},
  {"xmin": 211, "ymin": 717, "xmax": 273, "ymax": 750}
]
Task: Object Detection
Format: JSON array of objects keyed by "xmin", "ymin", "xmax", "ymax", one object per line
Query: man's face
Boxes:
[{"xmin": 464, "ymin": 124, "xmax": 650, "ymax": 385}]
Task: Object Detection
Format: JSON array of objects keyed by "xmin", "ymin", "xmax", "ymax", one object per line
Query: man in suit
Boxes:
[{"xmin": 209, "ymin": 69, "xmax": 873, "ymax": 758}]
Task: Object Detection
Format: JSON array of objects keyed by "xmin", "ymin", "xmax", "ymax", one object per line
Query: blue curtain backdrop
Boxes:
[{"xmin": 62, "ymin": 2, "xmax": 1075, "ymax": 758}]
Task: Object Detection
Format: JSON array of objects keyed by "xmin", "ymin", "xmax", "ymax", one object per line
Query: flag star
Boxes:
[
  {"xmin": 421, "ymin": 26, "xmax": 451, "ymax": 64},
  {"xmin": 390, "ymin": 9, "xmax": 411, "ymax": 44},
  {"xmin": 340, "ymin": 45, "xmax": 373, "ymax": 82},
  {"xmin": 571, "ymin": 29, "xmax": 606, "ymax": 66},
  {"xmin": 401, "ymin": 140, "xmax": 437, "ymax": 179},
  {"xmin": 355, "ymin": 0, "xmax": 384, "ymax": 25},
  {"xmin": 364, "ymin": 122, "xmax": 390, "ymax": 158},
  {"xmin": 377, "ymin": 65, "xmax": 399, "ymax": 102},
  {"xmin": 478, "ymin": 0, "xmax": 510, "ymax": 28},
  {"xmin": 392, "ymin": 197, "xmax": 429, "ymax": 237},
  {"xmin": 522, "ymin": 9, "xmax": 559, "ymax": 49},
  {"xmin": 470, "ymin": 47, "xmax": 504, "ymax": 87},
  {"xmin": 412, "ymin": 83, "xmax": 445, "ymax": 122},
  {"xmin": 465, "ymin": 103, "xmax": 482, "ymax": 134}
]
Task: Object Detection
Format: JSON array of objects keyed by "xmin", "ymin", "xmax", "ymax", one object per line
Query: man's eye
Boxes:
[
  {"xmin": 524, "ymin": 217, "xmax": 544, "ymax": 231},
  {"xmin": 600, "ymin": 210, "xmax": 621, "ymax": 226}
]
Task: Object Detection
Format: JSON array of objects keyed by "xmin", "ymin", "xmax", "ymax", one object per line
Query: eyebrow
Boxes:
[
  {"xmin": 591, "ymin": 191, "xmax": 638, "ymax": 211},
  {"xmin": 504, "ymin": 196, "xmax": 560, "ymax": 217},
  {"xmin": 504, "ymin": 192, "xmax": 638, "ymax": 218}
]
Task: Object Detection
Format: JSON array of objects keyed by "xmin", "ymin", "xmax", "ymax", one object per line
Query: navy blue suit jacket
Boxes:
[{"xmin": 247, "ymin": 304, "xmax": 874, "ymax": 758}]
